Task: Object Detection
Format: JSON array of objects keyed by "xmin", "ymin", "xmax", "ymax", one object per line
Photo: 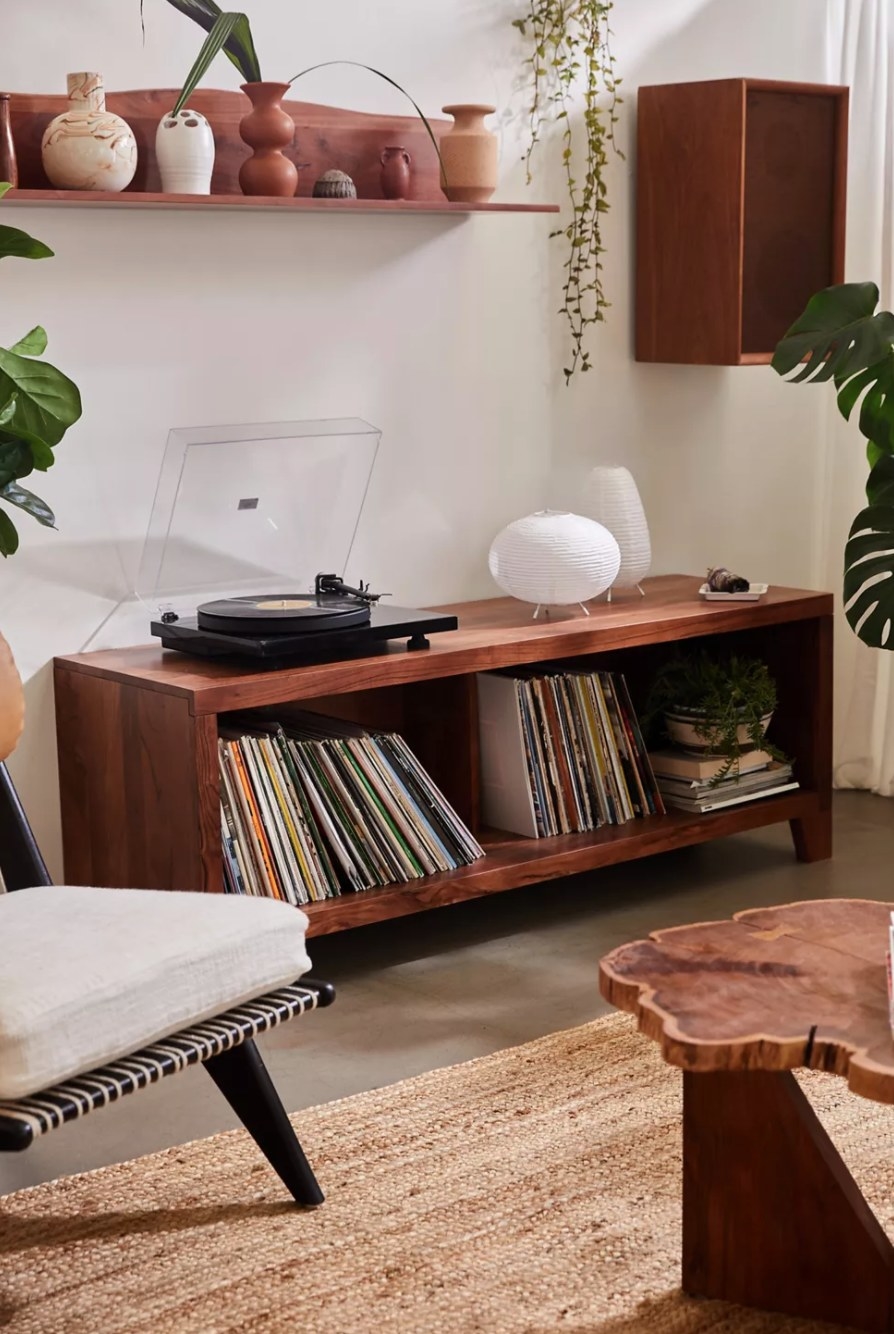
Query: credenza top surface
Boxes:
[{"xmin": 53, "ymin": 575, "xmax": 833, "ymax": 715}]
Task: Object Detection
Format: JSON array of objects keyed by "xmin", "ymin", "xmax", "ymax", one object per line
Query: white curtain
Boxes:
[{"xmin": 823, "ymin": 0, "xmax": 894, "ymax": 793}]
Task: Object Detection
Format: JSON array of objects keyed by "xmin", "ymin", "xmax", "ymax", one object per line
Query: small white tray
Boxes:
[{"xmin": 699, "ymin": 582, "xmax": 769, "ymax": 602}]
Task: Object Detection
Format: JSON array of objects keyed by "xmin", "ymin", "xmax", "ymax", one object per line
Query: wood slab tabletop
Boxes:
[{"xmin": 600, "ymin": 899, "xmax": 894, "ymax": 1105}]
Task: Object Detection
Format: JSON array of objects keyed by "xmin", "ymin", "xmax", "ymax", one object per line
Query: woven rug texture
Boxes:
[{"xmin": 1, "ymin": 1013, "xmax": 890, "ymax": 1334}]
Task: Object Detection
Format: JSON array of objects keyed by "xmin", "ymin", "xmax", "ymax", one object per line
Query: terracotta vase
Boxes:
[
  {"xmin": 41, "ymin": 73, "xmax": 137, "ymax": 192},
  {"xmin": 238, "ymin": 82, "xmax": 297, "ymax": 198},
  {"xmin": 0, "ymin": 95, "xmax": 18, "ymax": 187},
  {"xmin": 380, "ymin": 145, "xmax": 411, "ymax": 200},
  {"xmin": 439, "ymin": 104, "xmax": 497, "ymax": 204}
]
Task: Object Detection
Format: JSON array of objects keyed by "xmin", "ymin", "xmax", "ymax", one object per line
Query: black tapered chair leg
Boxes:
[{"xmin": 204, "ymin": 1037, "xmax": 324, "ymax": 1207}]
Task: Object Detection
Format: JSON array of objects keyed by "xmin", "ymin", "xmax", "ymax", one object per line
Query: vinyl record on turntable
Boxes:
[{"xmin": 197, "ymin": 594, "xmax": 370, "ymax": 636}]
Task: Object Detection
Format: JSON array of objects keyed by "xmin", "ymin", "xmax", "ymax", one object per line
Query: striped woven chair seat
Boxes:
[{"xmin": 0, "ymin": 981, "xmax": 333, "ymax": 1151}]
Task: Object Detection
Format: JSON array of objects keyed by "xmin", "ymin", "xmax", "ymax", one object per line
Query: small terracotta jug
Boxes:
[
  {"xmin": 440, "ymin": 104, "xmax": 498, "ymax": 204},
  {"xmin": 238, "ymin": 82, "xmax": 297, "ymax": 197},
  {"xmin": 380, "ymin": 145, "xmax": 411, "ymax": 200}
]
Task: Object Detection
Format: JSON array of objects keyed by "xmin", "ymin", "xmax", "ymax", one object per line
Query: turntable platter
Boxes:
[{"xmin": 197, "ymin": 593, "xmax": 370, "ymax": 636}]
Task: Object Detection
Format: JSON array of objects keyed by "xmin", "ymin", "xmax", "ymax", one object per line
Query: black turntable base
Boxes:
[{"xmin": 151, "ymin": 580, "xmax": 458, "ymax": 664}]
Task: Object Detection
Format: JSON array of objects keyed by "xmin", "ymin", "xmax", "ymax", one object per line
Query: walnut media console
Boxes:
[{"xmin": 53, "ymin": 576, "xmax": 833, "ymax": 937}]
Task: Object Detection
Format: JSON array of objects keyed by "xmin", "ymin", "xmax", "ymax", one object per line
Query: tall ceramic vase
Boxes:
[
  {"xmin": 238, "ymin": 82, "xmax": 297, "ymax": 198},
  {"xmin": 155, "ymin": 108, "xmax": 215, "ymax": 194},
  {"xmin": 41, "ymin": 73, "xmax": 137, "ymax": 192},
  {"xmin": 584, "ymin": 466, "xmax": 651, "ymax": 598},
  {"xmin": 439, "ymin": 104, "xmax": 497, "ymax": 203}
]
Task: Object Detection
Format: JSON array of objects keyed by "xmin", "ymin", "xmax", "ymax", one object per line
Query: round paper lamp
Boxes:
[
  {"xmin": 584, "ymin": 465, "xmax": 651, "ymax": 596},
  {"xmin": 488, "ymin": 510, "xmax": 621, "ymax": 615}
]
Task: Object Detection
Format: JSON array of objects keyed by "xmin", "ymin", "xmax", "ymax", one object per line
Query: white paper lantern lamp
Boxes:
[
  {"xmin": 584, "ymin": 465, "xmax": 651, "ymax": 599},
  {"xmin": 488, "ymin": 510, "xmax": 621, "ymax": 617}
]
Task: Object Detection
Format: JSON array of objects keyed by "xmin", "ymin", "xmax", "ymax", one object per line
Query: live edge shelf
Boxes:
[{"xmin": 53, "ymin": 575, "xmax": 833, "ymax": 938}]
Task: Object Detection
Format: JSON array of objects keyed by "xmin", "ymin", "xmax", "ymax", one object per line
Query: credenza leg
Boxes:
[
  {"xmin": 682, "ymin": 1069, "xmax": 894, "ymax": 1332},
  {"xmin": 790, "ymin": 808, "xmax": 833, "ymax": 862}
]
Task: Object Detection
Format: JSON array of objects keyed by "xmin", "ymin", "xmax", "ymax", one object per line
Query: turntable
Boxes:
[
  {"xmin": 152, "ymin": 573, "xmax": 458, "ymax": 662},
  {"xmin": 136, "ymin": 417, "xmax": 457, "ymax": 666}
]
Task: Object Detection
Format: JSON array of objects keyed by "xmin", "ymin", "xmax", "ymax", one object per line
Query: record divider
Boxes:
[{"xmin": 53, "ymin": 576, "xmax": 833, "ymax": 937}]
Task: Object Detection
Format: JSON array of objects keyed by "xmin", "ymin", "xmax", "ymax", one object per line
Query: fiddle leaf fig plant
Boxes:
[
  {"xmin": 773, "ymin": 282, "xmax": 894, "ymax": 649},
  {"xmin": 0, "ymin": 183, "xmax": 82, "ymax": 557}
]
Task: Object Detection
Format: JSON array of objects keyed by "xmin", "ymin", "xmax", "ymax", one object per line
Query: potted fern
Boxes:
[
  {"xmin": 0, "ymin": 185, "xmax": 81, "ymax": 556},
  {"xmin": 644, "ymin": 652, "xmax": 785, "ymax": 784}
]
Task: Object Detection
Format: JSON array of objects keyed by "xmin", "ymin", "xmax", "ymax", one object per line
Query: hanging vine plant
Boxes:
[{"xmin": 513, "ymin": 1, "xmax": 621, "ymax": 382}]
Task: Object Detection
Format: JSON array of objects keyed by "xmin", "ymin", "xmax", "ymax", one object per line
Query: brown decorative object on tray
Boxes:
[
  {"xmin": 600, "ymin": 898, "xmax": 894, "ymax": 1332},
  {"xmin": 237, "ymin": 81, "xmax": 297, "ymax": 197},
  {"xmin": 380, "ymin": 145, "xmax": 410, "ymax": 200},
  {"xmin": 0, "ymin": 95, "xmax": 18, "ymax": 187},
  {"xmin": 41, "ymin": 73, "xmax": 137, "ymax": 192},
  {"xmin": 439, "ymin": 104, "xmax": 497, "ymax": 203},
  {"xmin": 312, "ymin": 169, "xmax": 356, "ymax": 199},
  {"xmin": 636, "ymin": 79, "xmax": 849, "ymax": 365}
]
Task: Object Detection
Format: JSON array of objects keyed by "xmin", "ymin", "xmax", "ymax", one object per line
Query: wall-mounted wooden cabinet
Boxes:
[{"xmin": 636, "ymin": 79, "xmax": 848, "ymax": 365}]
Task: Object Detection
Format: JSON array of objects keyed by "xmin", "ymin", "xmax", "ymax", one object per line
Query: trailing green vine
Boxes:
[{"xmin": 513, "ymin": 1, "xmax": 621, "ymax": 382}]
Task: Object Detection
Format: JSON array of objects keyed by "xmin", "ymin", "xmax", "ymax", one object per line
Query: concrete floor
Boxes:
[{"xmin": 4, "ymin": 792, "xmax": 891, "ymax": 1194}]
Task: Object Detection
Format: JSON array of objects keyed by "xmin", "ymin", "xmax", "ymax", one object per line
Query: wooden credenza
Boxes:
[{"xmin": 53, "ymin": 575, "xmax": 833, "ymax": 937}]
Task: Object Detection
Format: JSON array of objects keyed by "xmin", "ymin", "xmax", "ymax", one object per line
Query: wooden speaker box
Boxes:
[{"xmin": 636, "ymin": 79, "xmax": 849, "ymax": 365}]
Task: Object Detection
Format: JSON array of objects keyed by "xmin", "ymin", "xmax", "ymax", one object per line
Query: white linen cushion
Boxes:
[{"xmin": 0, "ymin": 886, "xmax": 311, "ymax": 1099}]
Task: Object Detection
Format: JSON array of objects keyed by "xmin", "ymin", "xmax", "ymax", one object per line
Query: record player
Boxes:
[{"xmin": 136, "ymin": 417, "xmax": 457, "ymax": 665}]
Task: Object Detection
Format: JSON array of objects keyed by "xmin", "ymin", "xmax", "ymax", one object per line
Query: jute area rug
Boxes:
[{"xmin": 1, "ymin": 1014, "xmax": 891, "ymax": 1334}]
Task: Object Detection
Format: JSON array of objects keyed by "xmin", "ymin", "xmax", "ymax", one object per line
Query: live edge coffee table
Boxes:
[{"xmin": 599, "ymin": 899, "xmax": 894, "ymax": 1333}]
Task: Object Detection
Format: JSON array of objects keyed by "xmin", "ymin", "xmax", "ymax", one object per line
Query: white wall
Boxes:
[{"xmin": 1, "ymin": 0, "xmax": 835, "ymax": 875}]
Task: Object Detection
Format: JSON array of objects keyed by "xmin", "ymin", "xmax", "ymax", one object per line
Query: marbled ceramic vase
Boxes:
[
  {"xmin": 41, "ymin": 73, "xmax": 137, "ymax": 192},
  {"xmin": 238, "ymin": 82, "xmax": 297, "ymax": 197},
  {"xmin": 439, "ymin": 104, "xmax": 497, "ymax": 203}
]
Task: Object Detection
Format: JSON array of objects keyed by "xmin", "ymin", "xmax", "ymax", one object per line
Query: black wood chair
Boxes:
[{"xmin": 0, "ymin": 757, "xmax": 334, "ymax": 1207}]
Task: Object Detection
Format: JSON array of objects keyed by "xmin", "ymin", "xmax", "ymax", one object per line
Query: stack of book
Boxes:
[
  {"xmin": 218, "ymin": 712, "xmax": 484, "ymax": 904},
  {"xmin": 477, "ymin": 669, "xmax": 664, "ymax": 839},
  {"xmin": 647, "ymin": 747, "xmax": 798, "ymax": 813}
]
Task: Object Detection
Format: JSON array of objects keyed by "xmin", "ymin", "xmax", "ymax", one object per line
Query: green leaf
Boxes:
[
  {"xmin": 0, "ymin": 482, "xmax": 55, "ymax": 528},
  {"xmin": 9, "ymin": 326, "xmax": 48, "ymax": 357},
  {"xmin": 27, "ymin": 437, "xmax": 55, "ymax": 471},
  {"xmin": 287, "ymin": 61, "xmax": 449, "ymax": 190},
  {"xmin": 0, "ymin": 507, "xmax": 19, "ymax": 556},
  {"xmin": 162, "ymin": 0, "xmax": 261, "ymax": 83},
  {"xmin": 172, "ymin": 12, "xmax": 246, "ymax": 118},
  {"xmin": 0, "ymin": 396, "xmax": 15, "ymax": 429},
  {"xmin": 0, "ymin": 437, "xmax": 32, "ymax": 485},
  {"xmin": 0, "ymin": 183, "xmax": 12, "ymax": 199},
  {"xmin": 0, "ymin": 224, "xmax": 54, "ymax": 262},
  {"xmin": 843, "ymin": 456, "xmax": 894, "ymax": 648},
  {"xmin": 0, "ymin": 348, "xmax": 82, "ymax": 449},
  {"xmin": 771, "ymin": 282, "xmax": 894, "ymax": 383}
]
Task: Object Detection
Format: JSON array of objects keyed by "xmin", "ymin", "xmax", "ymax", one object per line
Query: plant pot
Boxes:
[
  {"xmin": 665, "ymin": 709, "xmax": 773, "ymax": 754},
  {"xmin": 41, "ymin": 73, "xmax": 137, "ymax": 192},
  {"xmin": 238, "ymin": 82, "xmax": 297, "ymax": 198},
  {"xmin": 155, "ymin": 108, "xmax": 215, "ymax": 194},
  {"xmin": 439, "ymin": 104, "xmax": 498, "ymax": 204}
]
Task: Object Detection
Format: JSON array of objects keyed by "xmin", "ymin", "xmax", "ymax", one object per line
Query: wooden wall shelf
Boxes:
[
  {"xmin": 636, "ymin": 79, "xmax": 849, "ymax": 365},
  {"xmin": 54, "ymin": 576, "xmax": 833, "ymax": 938},
  {"xmin": 5, "ymin": 88, "xmax": 557, "ymax": 215},
  {"xmin": 3, "ymin": 188, "xmax": 557, "ymax": 216}
]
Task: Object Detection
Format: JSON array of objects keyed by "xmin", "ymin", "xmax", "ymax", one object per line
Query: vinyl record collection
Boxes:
[
  {"xmin": 477, "ymin": 669, "xmax": 665, "ymax": 839},
  {"xmin": 219, "ymin": 713, "xmax": 484, "ymax": 904}
]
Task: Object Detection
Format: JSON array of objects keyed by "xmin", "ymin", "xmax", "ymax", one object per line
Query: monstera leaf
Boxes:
[
  {"xmin": 774, "ymin": 282, "xmax": 894, "ymax": 651},
  {"xmin": 844, "ymin": 455, "xmax": 894, "ymax": 649}
]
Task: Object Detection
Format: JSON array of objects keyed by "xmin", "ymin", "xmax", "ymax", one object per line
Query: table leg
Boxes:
[{"xmin": 682, "ymin": 1069, "xmax": 894, "ymax": 1332}]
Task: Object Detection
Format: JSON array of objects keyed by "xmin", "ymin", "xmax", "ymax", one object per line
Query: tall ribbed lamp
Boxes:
[
  {"xmin": 488, "ymin": 510, "xmax": 621, "ymax": 617},
  {"xmin": 584, "ymin": 466, "xmax": 651, "ymax": 599}
]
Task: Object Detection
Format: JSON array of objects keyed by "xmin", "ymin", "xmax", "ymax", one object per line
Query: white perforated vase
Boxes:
[
  {"xmin": 584, "ymin": 465, "xmax": 651, "ymax": 595},
  {"xmin": 155, "ymin": 108, "xmax": 215, "ymax": 194},
  {"xmin": 488, "ymin": 510, "xmax": 621, "ymax": 616}
]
